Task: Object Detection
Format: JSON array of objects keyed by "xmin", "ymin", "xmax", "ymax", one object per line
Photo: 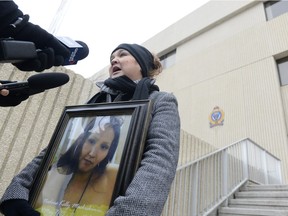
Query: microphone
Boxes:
[
  {"xmin": 0, "ymin": 40, "xmax": 37, "ymax": 63},
  {"xmin": 56, "ymin": 37, "xmax": 89, "ymax": 65},
  {"xmin": 0, "ymin": 38, "xmax": 89, "ymax": 65},
  {"xmin": 0, "ymin": 72, "xmax": 70, "ymax": 96}
]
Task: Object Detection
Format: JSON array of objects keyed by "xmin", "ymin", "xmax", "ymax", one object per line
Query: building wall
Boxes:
[
  {"xmin": 140, "ymin": 0, "xmax": 288, "ymax": 182},
  {"xmin": 178, "ymin": 130, "xmax": 217, "ymax": 166}
]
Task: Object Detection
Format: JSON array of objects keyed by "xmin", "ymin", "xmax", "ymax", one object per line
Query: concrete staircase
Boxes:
[{"xmin": 218, "ymin": 183, "xmax": 288, "ymax": 216}]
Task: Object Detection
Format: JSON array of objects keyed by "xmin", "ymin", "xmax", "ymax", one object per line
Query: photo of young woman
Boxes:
[{"xmin": 35, "ymin": 116, "xmax": 124, "ymax": 216}]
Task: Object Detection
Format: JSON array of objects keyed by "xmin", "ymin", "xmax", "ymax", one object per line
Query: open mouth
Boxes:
[{"xmin": 112, "ymin": 66, "xmax": 121, "ymax": 73}]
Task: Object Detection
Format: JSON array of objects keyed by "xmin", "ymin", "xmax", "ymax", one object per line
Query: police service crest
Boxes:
[{"xmin": 209, "ymin": 106, "xmax": 224, "ymax": 128}]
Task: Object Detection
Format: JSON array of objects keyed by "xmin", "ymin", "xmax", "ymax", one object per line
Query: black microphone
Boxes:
[
  {"xmin": 0, "ymin": 38, "xmax": 89, "ymax": 65},
  {"xmin": 0, "ymin": 72, "xmax": 70, "ymax": 96},
  {"xmin": 0, "ymin": 40, "xmax": 37, "ymax": 63}
]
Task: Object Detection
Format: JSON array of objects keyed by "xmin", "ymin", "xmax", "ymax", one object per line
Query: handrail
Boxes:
[
  {"xmin": 161, "ymin": 138, "xmax": 282, "ymax": 216},
  {"xmin": 177, "ymin": 138, "xmax": 280, "ymax": 171}
]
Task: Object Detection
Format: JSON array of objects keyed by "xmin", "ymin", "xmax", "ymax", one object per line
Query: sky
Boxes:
[{"xmin": 16, "ymin": 0, "xmax": 210, "ymax": 78}]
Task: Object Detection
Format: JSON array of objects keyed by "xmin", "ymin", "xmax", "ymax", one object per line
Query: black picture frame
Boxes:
[{"xmin": 29, "ymin": 100, "xmax": 153, "ymax": 215}]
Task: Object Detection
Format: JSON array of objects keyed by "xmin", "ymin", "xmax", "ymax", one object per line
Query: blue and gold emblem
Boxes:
[{"xmin": 209, "ymin": 106, "xmax": 224, "ymax": 128}]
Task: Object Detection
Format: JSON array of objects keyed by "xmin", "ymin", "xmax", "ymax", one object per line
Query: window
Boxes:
[
  {"xmin": 277, "ymin": 56, "xmax": 288, "ymax": 86},
  {"xmin": 265, "ymin": 0, "xmax": 288, "ymax": 20},
  {"xmin": 160, "ymin": 49, "xmax": 176, "ymax": 69}
]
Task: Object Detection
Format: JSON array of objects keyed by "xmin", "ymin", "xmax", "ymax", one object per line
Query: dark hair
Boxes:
[{"xmin": 57, "ymin": 116, "xmax": 122, "ymax": 177}]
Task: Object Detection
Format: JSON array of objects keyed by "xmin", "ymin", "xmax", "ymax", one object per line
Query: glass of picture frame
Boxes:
[{"xmin": 29, "ymin": 100, "xmax": 153, "ymax": 216}]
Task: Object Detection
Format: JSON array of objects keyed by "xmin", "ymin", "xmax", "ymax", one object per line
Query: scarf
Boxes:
[{"xmin": 87, "ymin": 76, "xmax": 159, "ymax": 104}]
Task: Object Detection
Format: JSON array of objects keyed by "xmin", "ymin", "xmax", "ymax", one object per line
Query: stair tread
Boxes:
[
  {"xmin": 217, "ymin": 183, "xmax": 288, "ymax": 215},
  {"xmin": 230, "ymin": 199, "xmax": 288, "ymax": 206},
  {"xmin": 242, "ymin": 186, "xmax": 288, "ymax": 191},
  {"xmin": 219, "ymin": 207, "xmax": 288, "ymax": 215},
  {"xmin": 244, "ymin": 184, "xmax": 288, "ymax": 188},
  {"xmin": 237, "ymin": 191, "xmax": 288, "ymax": 194},
  {"xmin": 236, "ymin": 191, "xmax": 288, "ymax": 198}
]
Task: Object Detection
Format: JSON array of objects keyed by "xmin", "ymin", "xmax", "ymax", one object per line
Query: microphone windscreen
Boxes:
[{"xmin": 27, "ymin": 72, "xmax": 70, "ymax": 90}]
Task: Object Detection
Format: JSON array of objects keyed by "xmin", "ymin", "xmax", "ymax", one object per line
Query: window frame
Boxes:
[
  {"xmin": 277, "ymin": 56, "xmax": 288, "ymax": 86},
  {"xmin": 264, "ymin": 0, "xmax": 288, "ymax": 21},
  {"xmin": 160, "ymin": 49, "xmax": 176, "ymax": 69}
]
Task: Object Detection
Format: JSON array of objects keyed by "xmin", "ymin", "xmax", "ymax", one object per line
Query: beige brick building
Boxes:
[{"xmin": 92, "ymin": 0, "xmax": 288, "ymax": 183}]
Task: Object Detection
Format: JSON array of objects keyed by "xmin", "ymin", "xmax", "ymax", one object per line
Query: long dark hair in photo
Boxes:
[{"xmin": 57, "ymin": 116, "xmax": 123, "ymax": 177}]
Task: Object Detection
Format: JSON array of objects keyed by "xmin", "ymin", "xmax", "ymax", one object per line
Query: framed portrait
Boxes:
[{"xmin": 29, "ymin": 100, "xmax": 153, "ymax": 216}]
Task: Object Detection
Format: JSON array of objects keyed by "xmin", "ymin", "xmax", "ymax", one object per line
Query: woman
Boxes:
[
  {"xmin": 0, "ymin": 43, "xmax": 180, "ymax": 216},
  {"xmin": 35, "ymin": 116, "xmax": 122, "ymax": 215}
]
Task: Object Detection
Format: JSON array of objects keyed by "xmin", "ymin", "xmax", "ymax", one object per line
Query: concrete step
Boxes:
[
  {"xmin": 218, "ymin": 207, "xmax": 288, "ymax": 216},
  {"xmin": 242, "ymin": 184, "xmax": 288, "ymax": 191},
  {"xmin": 217, "ymin": 183, "xmax": 288, "ymax": 215},
  {"xmin": 235, "ymin": 191, "xmax": 288, "ymax": 199},
  {"xmin": 229, "ymin": 198, "xmax": 288, "ymax": 210}
]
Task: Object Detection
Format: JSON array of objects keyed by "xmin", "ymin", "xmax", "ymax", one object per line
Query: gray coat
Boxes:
[{"xmin": 0, "ymin": 91, "xmax": 180, "ymax": 216}]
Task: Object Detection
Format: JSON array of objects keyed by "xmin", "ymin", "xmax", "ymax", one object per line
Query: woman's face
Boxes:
[
  {"xmin": 78, "ymin": 126, "xmax": 115, "ymax": 173},
  {"xmin": 109, "ymin": 49, "xmax": 143, "ymax": 81}
]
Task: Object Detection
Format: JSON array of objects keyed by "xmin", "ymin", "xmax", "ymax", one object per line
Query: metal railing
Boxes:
[{"xmin": 161, "ymin": 138, "xmax": 282, "ymax": 216}]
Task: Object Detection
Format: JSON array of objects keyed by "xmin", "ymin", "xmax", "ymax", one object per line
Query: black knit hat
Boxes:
[{"xmin": 111, "ymin": 43, "xmax": 154, "ymax": 77}]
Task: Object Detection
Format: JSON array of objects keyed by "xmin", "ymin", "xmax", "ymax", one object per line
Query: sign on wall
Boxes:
[{"xmin": 209, "ymin": 106, "xmax": 224, "ymax": 128}]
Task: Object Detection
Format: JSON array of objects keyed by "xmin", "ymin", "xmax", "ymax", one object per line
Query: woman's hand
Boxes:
[{"xmin": 0, "ymin": 199, "xmax": 40, "ymax": 216}]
